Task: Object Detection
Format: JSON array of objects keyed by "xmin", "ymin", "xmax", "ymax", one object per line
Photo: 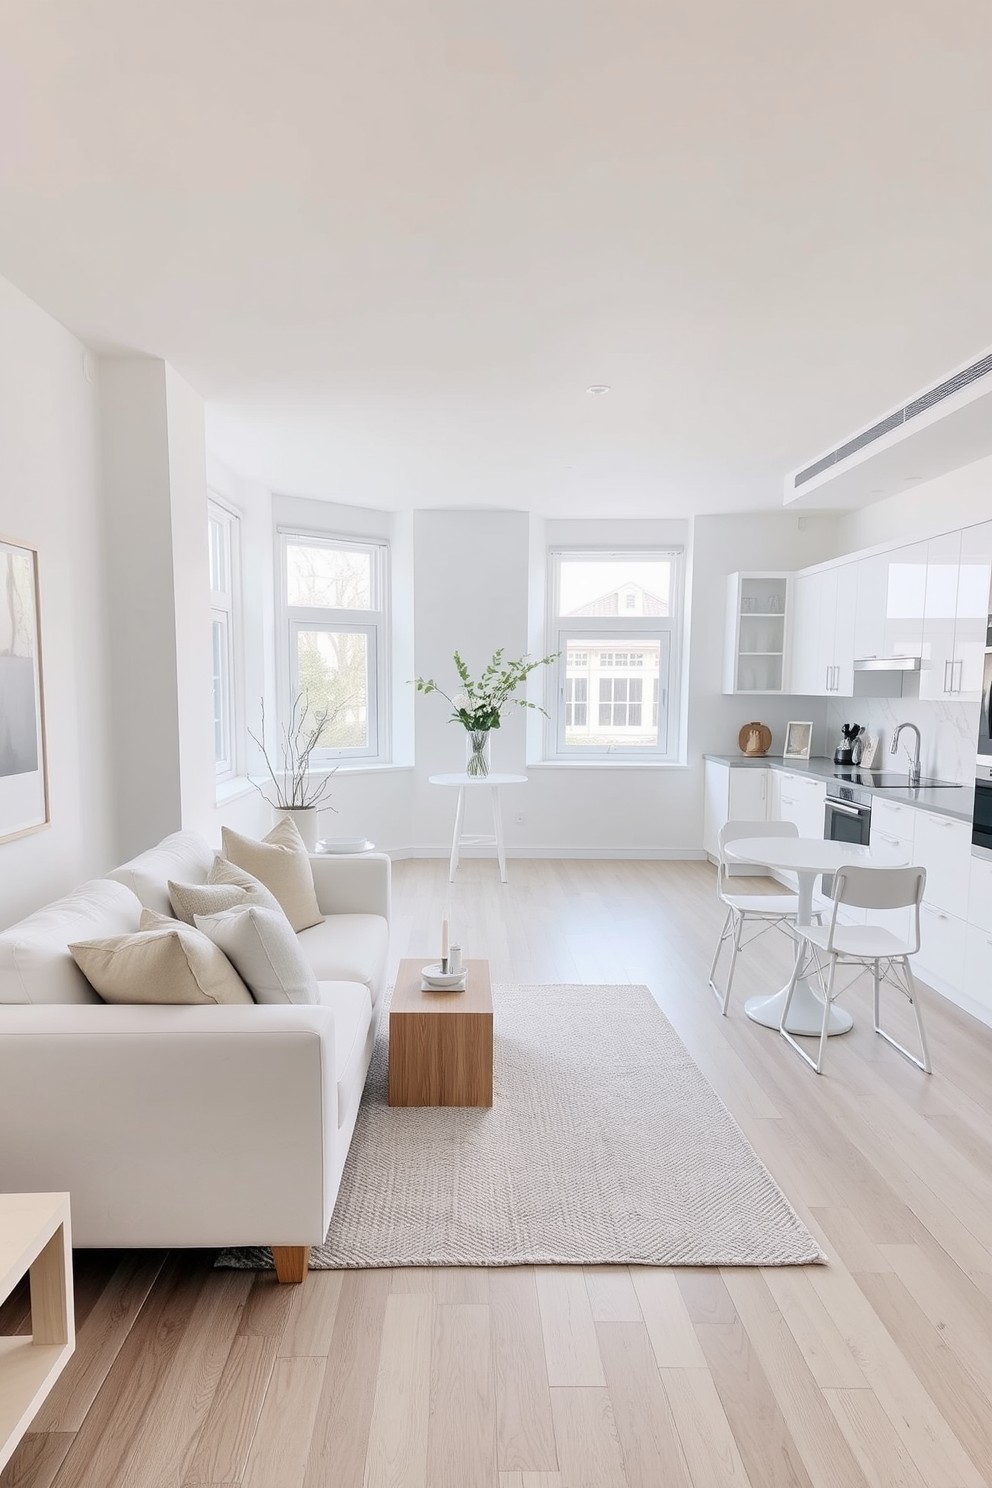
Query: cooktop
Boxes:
[{"xmin": 831, "ymin": 770, "xmax": 962, "ymax": 789}]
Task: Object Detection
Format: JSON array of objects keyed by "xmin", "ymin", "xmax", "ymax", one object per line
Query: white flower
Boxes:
[{"xmin": 452, "ymin": 693, "xmax": 470, "ymax": 710}]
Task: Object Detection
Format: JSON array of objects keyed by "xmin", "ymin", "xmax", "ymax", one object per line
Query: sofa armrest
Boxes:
[
  {"xmin": 308, "ymin": 851, "xmax": 391, "ymax": 919},
  {"xmin": 0, "ymin": 1004, "xmax": 338, "ymax": 1249}
]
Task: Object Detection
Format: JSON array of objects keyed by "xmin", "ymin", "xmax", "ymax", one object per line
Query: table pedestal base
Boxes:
[{"xmin": 745, "ymin": 978, "xmax": 853, "ymax": 1037}]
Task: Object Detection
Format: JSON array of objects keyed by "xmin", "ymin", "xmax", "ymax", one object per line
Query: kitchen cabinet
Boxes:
[
  {"xmin": 882, "ymin": 541, "xmax": 928, "ymax": 661},
  {"xmin": 788, "ymin": 563, "xmax": 857, "ymax": 696},
  {"xmin": 723, "ymin": 573, "xmax": 790, "ymax": 694},
  {"xmin": 912, "ymin": 809, "xmax": 971, "ymax": 995},
  {"xmin": 703, "ymin": 761, "xmax": 768, "ymax": 870},
  {"xmin": 920, "ymin": 521, "xmax": 992, "ymax": 702},
  {"xmin": 776, "ymin": 772, "xmax": 825, "ymax": 839}
]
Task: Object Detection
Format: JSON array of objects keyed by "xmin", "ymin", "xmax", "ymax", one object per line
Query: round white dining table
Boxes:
[{"xmin": 723, "ymin": 836, "xmax": 908, "ymax": 1036}]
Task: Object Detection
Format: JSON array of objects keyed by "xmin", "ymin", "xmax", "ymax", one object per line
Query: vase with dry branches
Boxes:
[{"xmin": 249, "ymin": 692, "xmax": 337, "ymax": 848}]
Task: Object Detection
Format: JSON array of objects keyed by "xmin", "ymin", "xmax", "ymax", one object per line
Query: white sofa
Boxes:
[{"xmin": 0, "ymin": 831, "xmax": 390, "ymax": 1281}]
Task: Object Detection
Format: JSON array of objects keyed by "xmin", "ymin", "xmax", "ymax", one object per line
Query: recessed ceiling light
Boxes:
[{"xmin": 586, "ymin": 384, "xmax": 611, "ymax": 395}]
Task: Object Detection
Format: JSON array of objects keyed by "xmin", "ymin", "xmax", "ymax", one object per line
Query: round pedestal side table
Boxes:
[{"xmin": 428, "ymin": 773, "xmax": 528, "ymax": 883}]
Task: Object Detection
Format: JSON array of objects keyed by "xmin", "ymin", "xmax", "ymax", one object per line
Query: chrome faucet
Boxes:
[{"xmin": 890, "ymin": 722, "xmax": 922, "ymax": 787}]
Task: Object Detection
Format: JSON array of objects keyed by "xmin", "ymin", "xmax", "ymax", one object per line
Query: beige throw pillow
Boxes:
[
  {"xmin": 220, "ymin": 818, "xmax": 323, "ymax": 933},
  {"xmin": 168, "ymin": 861, "xmax": 283, "ymax": 925},
  {"xmin": 194, "ymin": 905, "xmax": 320, "ymax": 1005},
  {"xmin": 69, "ymin": 908, "xmax": 253, "ymax": 1006}
]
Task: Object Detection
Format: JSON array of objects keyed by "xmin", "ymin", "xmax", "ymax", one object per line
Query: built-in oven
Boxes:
[
  {"xmin": 823, "ymin": 783, "xmax": 872, "ymax": 894},
  {"xmin": 977, "ymin": 644, "xmax": 992, "ymax": 764},
  {"xmin": 973, "ymin": 762, "xmax": 992, "ymax": 861}
]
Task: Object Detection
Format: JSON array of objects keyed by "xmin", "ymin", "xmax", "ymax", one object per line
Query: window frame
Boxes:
[
  {"xmin": 208, "ymin": 498, "xmax": 243, "ymax": 783},
  {"xmin": 546, "ymin": 547, "xmax": 683, "ymax": 762},
  {"xmin": 277, "ymin": 529, "xmax": 390, "ymax": 763}
]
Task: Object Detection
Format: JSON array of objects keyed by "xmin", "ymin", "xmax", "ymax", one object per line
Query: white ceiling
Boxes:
[{"xmin": 3, "ymin": 1, "xmax": 992, "ymax": 517}]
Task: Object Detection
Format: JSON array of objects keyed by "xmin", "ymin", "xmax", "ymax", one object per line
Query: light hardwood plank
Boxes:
[
  {"xmin": 535, "ymin": 1269, "xmax": 605, "ymax": 1388},
  {"xmin": 659, "ymin": 1367, "xmax": 755, "ymax": 1488},
  {"xmin": 597, "ymin": 1322, "xmax": 692, "ymax": 1488},
  {"xmin": 629, "ymin": 1269, "xmax": 706, "ymax": 1369},
  {"xmin": 490, "ymin": 1269, "xmax": 558, "ymax": 1473},
  {"xmin": 583, "ymin": 1268, "xmax": 641, "ymax": 1323},
  {"xmin": 427, "ymin": 1304, "xmax": 495, "ymax": 1488},
  {"xmin": 758, "ymin": 1267, "xmax": 869, "ymax": 1391},
  {"xmin": 363, "ymin": 1291, "xmax": 433, "ymax": 1488},
  {"xmin": 184, "ymin": 1333, "xmax": 279, "ymax": 1485},
  {"xmin": 432, "ymin": 1267, "xmax": 489, "ymax": 1305},
  {"xmin": 242, "ymin": 1356, "xmax": 325, "ymax": 1488},
  {"xmin": 0, "ymin": 1432, "xmax": 72, "ymax": 1488},
  {"xmin": 499, "ymin": 1476, "xmax": 563, "ymax": 1488},
  {"xmin": 823, "ymin": 1388, "xmax": 931, "ymax": 1488},
  {"xmin": 277, "ymin": 1271, "xmax": 343, "ymax": 1358},
  {"xmin": 303, "ymin": 1269, "xmax": 392, "ymax": 1488},
  {"xmin": 31, "ymin": 1252, "xmax": 166, "ymax": 1433},
  {"xmin": 548, "ymin": 1387, "xmax": 627, "ymax": 1488}
]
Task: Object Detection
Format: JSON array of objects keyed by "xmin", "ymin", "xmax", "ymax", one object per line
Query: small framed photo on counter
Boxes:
[{"xmin": 783, "ymin": 720, "xmax": 813, "ymax": 761}]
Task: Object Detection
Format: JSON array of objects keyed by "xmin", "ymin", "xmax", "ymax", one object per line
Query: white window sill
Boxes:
[
  {"xmin": 528, "ymin": 759, "xmax": 690, "ymax": 771},
  {"xmin": 214, "ymin": 775, "xmax": 257, "ymax": 805}
]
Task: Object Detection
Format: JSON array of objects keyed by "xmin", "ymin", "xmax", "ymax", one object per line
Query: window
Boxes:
[
  {"xmin": 208, "ymin": 501, "xmax": 241, "ymax": 780},
  {"xmin": 548, "ymin": 549, "xmax": 682, "ymax": 759},
  {"xmin": 280, "ymin": 532, "xmax": 388, "ymax": 760}
]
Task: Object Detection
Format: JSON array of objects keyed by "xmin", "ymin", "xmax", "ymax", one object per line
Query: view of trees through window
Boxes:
[{"xmin": 286, "ymin": 540, "xmax": 378, "ymax": 752}]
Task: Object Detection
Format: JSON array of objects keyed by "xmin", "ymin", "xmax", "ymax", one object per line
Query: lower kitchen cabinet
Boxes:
[{"xmin": 703, "ymin": 761, "xmax": 767, "ymax": 871}]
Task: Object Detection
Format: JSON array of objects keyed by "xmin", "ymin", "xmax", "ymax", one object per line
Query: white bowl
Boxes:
[
  {"xmin": 420, "ymin": 963, "xmax": 466, "ymax": 989},
  {"xmin": 315, "ymin": 837, "xmax": 373, "ymax": 854}
]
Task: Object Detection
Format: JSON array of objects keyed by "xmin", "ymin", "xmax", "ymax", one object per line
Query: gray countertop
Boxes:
[{"xmin": 703, "ymin": 754, "xmax": 974, "ymax": 823}]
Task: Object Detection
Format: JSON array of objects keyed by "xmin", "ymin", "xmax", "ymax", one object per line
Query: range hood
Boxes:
[{"xmin": 853, "ymin": 656, "xmax": 921, "ymax": 672}]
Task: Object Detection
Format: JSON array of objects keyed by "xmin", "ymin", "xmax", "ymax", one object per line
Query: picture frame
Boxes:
[
  {"xmin": 783, "ymin": 720, "xmax": 813, "ymax": 762},
  {"xmin": 0, "ymin": 538, "xmax": 49, "ymax": 843}
]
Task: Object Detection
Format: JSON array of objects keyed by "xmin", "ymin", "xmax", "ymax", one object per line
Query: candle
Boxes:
[{"xmin": 441, "ymin": 913, "xmax": 449, "ymax": 961}]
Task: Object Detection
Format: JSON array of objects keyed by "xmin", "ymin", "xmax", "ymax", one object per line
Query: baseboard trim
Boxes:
[{"xmin": 381, "ymin": 846, "xmax": 707, "ymax": 861}]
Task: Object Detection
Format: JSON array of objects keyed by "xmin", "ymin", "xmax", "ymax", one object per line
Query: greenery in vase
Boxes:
[
  {"xmin": 414, "ymin": 648, "xmax": 558, "ymax": 730},
  {"xmin": 248, "ymin": 692, "xmax": 338, "ymax": 810}
]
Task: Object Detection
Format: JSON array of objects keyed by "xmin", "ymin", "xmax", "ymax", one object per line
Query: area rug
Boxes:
[{"xmin": 217, "ymin": 984, "xmax": 824, "ymax": 1269}]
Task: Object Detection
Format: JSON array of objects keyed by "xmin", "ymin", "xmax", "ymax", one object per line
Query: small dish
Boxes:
[
  {"xmin": 420, "ymin": 963, "xmax": 466, "ymax": 990},
  {"xmin": 315, "ymin": 838, "xmax": 374, "ymax": 854}
]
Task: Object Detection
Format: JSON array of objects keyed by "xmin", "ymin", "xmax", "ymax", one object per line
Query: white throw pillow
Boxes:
[
  {"xmin": 220, "ymin": 818, "xmax": 323, "ymax": 933},
  {"xmin": 168, "ymin": 862, "xmax": 283, "ymax": 925},
  {"xmin": 193, "ymin": 905, "xmax": 320, "ymax": 1005},
  {"xmin": 69, "ymin": 908, "xmax": 253, "ymax": 1006}
]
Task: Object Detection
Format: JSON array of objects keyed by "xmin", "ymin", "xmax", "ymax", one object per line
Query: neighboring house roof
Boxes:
[{"xmin": 566, "ymin": 583, "xmax": 669, "ymax": 618}]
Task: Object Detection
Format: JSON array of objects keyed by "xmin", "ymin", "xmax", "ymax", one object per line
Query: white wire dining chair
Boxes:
[
  {"xmin": 708, "ymin": 820, "xmax": 817, "ymax": 1016},
  {"xmin": 779, "ymin": 863, "xmax": 931, "ymax": 1076}
]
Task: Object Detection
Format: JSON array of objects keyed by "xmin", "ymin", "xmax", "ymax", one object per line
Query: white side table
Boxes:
[
  {"xmin": 723, "ymin": 837, "xmax": 906, "ymax": 1035},
  {"xmin": 429, "ymin": 773, "xmax": 528, "ymax": 883},
  {"xmin": 0, "ymin": 1192, "xmax": 74, "ymax": 1473}
]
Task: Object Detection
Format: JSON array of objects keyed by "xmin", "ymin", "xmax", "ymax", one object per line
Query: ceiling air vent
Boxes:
[{"xmin": 794, "ymin": 351, "xmax": 992, "ymax": 489}]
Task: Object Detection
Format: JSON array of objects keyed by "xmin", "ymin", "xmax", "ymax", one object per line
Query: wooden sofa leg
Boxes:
[{"xmin": 272, "ymin": 1246, "xmax": 310, "ymax": 1284}]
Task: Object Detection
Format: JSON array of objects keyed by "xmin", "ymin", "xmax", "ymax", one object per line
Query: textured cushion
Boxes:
[
  {"xmin": 296, "ymin": 913, "xmax": 389, "ymax": 1006},
  {"xmin": 0, "ymin": 880, "xmax": 144, "ymax": 1005},
  {"xmin": 69, "ymin": 908, "xmax": 252, "ymax": 1006},
  {"xmin": 106, "ymin": 831, "xmax": 215, "ymax": 916},
  {"xmin": 168, "ymin": 861, "xmax": 283, "ymax": 925},
  {"xmin": 194, "ymin": 905, "xmax": 320, "ymax": 1006},
  {"xmin": 221, "ymin": 818, "xmax": 323, "ymax": 932}
]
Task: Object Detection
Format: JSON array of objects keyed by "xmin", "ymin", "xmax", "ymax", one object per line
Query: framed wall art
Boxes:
[
  {"xmin": 0, "ymin": 538, "xmax": 49, "ymax": 842},
  {"xmin": 783, "ymin": 719, "xmax": 813, "ymax": 762}
]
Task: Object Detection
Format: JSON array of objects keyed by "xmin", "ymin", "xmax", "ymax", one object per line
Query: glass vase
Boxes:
[{"xmin": 465, "ymin": 729, "xmax": 491, "ymax": 777}]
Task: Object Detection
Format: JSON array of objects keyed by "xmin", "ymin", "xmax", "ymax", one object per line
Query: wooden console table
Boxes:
[
  {"xmin": 389, "ymin": 958, "xmax": 494, "ymax": 1107},
  {"xmin": 0, "ymin": 1192, "xmax": 75, "ymax": 1473}
]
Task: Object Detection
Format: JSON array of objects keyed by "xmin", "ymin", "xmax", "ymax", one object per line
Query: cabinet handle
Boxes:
[
  {"xmin": 943, "ymin": 660, "xmax": 951, "ymax": 693},
  {"xmin": 953, "ymin": 659, "xmax": 963, "ymax": 693}
]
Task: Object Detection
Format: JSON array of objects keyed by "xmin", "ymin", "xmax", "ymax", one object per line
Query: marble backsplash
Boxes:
[{"xmin": 825, "ymin": 693, "xmax": 978, "ymax": 784}]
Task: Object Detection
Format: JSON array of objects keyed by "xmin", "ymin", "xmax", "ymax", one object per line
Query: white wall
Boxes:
[
  {"xmin": 837, "ymin": 455, "xmax": 992, "ymax": 553},
  {"xmin": 0, "ymin": 276, "xmax": 116, "ymax": 925}
]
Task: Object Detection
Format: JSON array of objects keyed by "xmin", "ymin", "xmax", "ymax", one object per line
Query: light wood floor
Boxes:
[{"xmin": 4, "ymin": 855, "xmax": 992, "ymax": 1488}]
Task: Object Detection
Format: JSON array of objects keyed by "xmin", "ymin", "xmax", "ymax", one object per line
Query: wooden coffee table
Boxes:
[{"xmin": 388, "ymin": 958, "xmax": 493, "ymax": 1107}]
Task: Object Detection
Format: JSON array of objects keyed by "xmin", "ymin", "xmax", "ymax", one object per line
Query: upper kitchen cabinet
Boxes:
[
  {"xmin": 918, "ymin": 523, "xmax": 992, "ymax": 701},
  {"xmin": 723, "ymin": 572, "xmax": 790, "ymax": 694},
  {"xmin": 788, "ymin": 562, "xmax": 857, "ymax": 696},
  {"xmin": 882, "ymin": 541, "xmax": 928, "ymax": 661}
]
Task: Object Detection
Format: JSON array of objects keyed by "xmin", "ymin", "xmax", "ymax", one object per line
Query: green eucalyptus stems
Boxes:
[{"xmin": 415, "ymin": 648, "xmax": 559, "ymax": 730}]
